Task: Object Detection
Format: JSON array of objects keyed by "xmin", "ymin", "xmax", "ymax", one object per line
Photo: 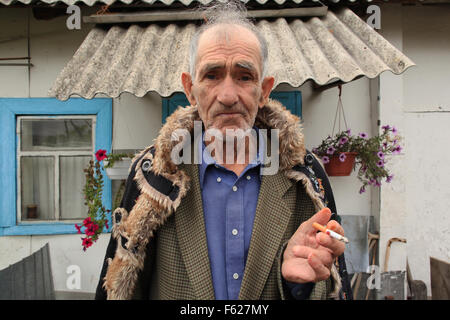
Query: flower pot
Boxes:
[
  {"xmin": 324, "ymin": 152, "xmax": 357, "ymax": 176},
  {"xmin": 104, "ymin": 159, "xmax": 132, "ymax": 180}
]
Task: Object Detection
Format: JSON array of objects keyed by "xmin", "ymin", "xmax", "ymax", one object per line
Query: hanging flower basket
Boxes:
[
  {"xmin": 324, "ymin": 152, "xmax": 357, "ymax": 176},
  {"xmin": 104, "ymin": 159, "xmax": 132, "ymax": 180}
]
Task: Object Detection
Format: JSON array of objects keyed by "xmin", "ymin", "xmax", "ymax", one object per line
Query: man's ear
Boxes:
[
  {"xmin": 259, "ymin": 76, "xmax": 275, "ymax": 108},
  {"xmin": 181, "ymin": 72, "xmax": 197, "ymax": 106}
]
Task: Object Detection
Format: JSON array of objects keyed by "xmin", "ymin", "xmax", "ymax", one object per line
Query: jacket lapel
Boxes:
[
  {"xmin": 238, "ymin": 171, "xmax": 294, "ymax": 299},
  {"xmin": 175, "ymin": 163, "xmax": 215, "ymax": 300}
]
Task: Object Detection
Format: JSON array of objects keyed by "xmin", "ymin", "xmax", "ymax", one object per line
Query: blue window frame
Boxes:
[
  {"xmin": 162, "ymin": 91, "xmax": 302, "ymax": 123},
  {"xmin": 0, "ymin": 98, "xmax": 112, "ymax": 236}
]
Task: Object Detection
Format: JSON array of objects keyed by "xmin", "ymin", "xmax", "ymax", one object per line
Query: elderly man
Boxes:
[{"xmin": 95, "ymin": 2, "xmax": 346, "ymax": 300}]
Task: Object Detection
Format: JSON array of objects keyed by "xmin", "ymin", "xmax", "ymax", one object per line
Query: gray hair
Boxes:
[{"xmin": 188, "ymin": 1, "xmax": 268, "ymax": 81}]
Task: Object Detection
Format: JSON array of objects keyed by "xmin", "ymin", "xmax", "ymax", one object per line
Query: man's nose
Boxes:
[{"xmin": 217, "ymin": 76, "xmax": 239, "ymax": 107}]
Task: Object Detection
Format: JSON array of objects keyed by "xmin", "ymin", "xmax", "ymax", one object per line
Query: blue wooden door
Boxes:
[{"xmin": 162, "ymin": 91, "xmax": 302, "ymax": 123}]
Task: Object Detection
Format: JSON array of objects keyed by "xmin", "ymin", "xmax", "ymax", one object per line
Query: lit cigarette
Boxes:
[{"xmin": 313, "ymin": 222, "xmax": 349, "ymax": 244}]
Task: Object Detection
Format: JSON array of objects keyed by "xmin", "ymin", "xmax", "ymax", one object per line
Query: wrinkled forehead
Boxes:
[{"xmin": 196, "ymin": 24, "xmax": 262, "ymax": 68}]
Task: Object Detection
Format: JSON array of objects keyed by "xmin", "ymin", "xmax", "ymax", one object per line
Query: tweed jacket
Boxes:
[{"xmin": 95, "ymin": 99, "xmax": 340, "ymax": 300}]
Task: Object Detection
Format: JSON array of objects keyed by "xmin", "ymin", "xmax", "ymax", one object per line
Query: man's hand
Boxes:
[{"xmin": 282, "ymin": 207, "xmax": 345, "ymax": 284}]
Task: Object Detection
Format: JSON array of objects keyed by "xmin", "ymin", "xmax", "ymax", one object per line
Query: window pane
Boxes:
[
  {"xmin": 20, "ymin": 157, "xmax": 55, "ymax": 221},
  {"xmin": 21, "ymin": 118, "xmax": 92, "ymax": 151},
  {"xmin": 60, "ymin": 156, "xmax": 91, "ymax": 220}
]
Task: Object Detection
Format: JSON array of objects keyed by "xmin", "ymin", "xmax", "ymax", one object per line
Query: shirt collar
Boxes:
[{"xmin": 198, "ymin": 127, "xmax": 266, "ymax": 188}]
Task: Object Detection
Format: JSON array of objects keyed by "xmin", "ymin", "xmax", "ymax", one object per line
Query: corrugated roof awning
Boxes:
[
  {"xmin": 0, "ymin": 0, "xmax": 372, "ymax": 6},
  {"xmin": 49, "ymin": 8, "xmax": 415, "ymax": 100}
]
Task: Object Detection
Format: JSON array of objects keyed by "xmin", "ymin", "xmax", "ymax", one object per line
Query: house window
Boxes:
[
  {"xmin": 17, "ymin": 116, "xmax": 94, "ymax": 223},
  {"xmin": 0, "ymin": 98, "xmax": 112, "ymax": 236},
  {"xmin": 162, "ymin": 91, "xmax": 302, "ymax": 123}
]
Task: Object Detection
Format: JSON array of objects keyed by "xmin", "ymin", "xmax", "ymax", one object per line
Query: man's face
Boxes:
[{"xmin": 182, "ymin": 24, "xmax": 274, "ymax": 135}]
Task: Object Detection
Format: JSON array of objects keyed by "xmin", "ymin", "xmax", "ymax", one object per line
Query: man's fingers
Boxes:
[
  {"xmin": 308, "ymin": 253, "xmax": 330, "ymax": 281},
  {"xmin": 302, "ymin": 207, "xmax": 332, "ymax": 235},
  {"xmin": 326, "ymin": 220, "xmax": 344, "ymax": 236},
  {"xmin": 292, "ymin": 245, "xmax": 333, "ymax": 269},
  {"xmin": 316, "ymin": 232, "xmax": 346, "ymax": 257}
]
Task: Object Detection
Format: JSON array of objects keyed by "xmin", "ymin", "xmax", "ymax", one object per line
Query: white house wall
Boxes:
[
  {"xmin": 1, "ymin": 6, "xmax": 376, "ymax": 296},
  {"xmin": 379, "ymin": 3, "xmax": 450, "ymax": 297}
]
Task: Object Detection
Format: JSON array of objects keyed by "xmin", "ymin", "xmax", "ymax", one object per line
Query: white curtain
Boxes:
[
  {"xmin": 60, "ymin": 156, "xmax": 90, "ymax": 220},
  {"xmin": 21, "ymin": 156, "xmax": 90, "ymax": 221},
  {"xmin": 21, "ymin": 157, "xmax": 54, "ymax": 220}
]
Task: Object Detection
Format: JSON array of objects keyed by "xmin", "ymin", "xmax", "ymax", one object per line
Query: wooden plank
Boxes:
[
  {"xmin": 0, "ymin": 267, "xmax": 12, "ymax": 300},
  {"xmin": 23, "ymin": 254, "xmax": 35, "ymax": 299},
  {"xmin": 83, "ymin": 7, "xmax": 328, "ymax": 24},
  {"xmin": 430, "ymin": 257, "xmax": 450, "ymax": 300},
  {"xmin": 0, "ymin": 243, "xmax": 55, "ymax": 299}
]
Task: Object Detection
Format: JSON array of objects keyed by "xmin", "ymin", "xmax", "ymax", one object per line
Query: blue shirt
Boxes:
[
  {"xmin": 198, "ymin": 128, "xmax": 314, "ymax": 300},
  {"xmin": 198, "ymin": 128, "xmax": 264, "ymax": 300}
]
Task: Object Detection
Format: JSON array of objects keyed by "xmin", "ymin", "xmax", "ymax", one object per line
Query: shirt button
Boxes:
[
  {"xmin": 232, "ymin": 186, "xmax": 238, "ymax": 192},
  {"xmin": 246, "ymin": 175, "xmax": 251, "ymax": 180},
  {"xmin": 216, "ymin": 177, "xmax": 222, "ymax": 183},
  {"xmin": 232, "ymin": 229, "xmax": 238, "ymax": 236},
  {"xmin": 233, "ymin": 273, "xmax": 239, "ymax": 280}
]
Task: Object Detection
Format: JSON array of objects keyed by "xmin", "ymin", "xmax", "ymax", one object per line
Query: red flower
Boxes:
[
  {"xmin": 95, "ymin": 149, "xmax": 107, "ymax": 162},
  {"xmin": 82, "ymin": 237, "xmax": 93, "ymax": 251},
  {"xmin": 82, "ymin": 217, "xmax": 92, "ymax": 227},
  {"xmin": 75, "ymin": 223, "xmax": 82, "ymax": 234},
  {"xmin": 105, "ymin": 220, "xmax": 109, "ymax": 230},
  {"xmin": 85, "ymin": 223, "xmax": 99, "ymax": 236}
]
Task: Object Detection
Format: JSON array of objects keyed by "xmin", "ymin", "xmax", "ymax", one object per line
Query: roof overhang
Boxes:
[{"xmin": 49, "ymin": 7, "xmax": 415, "ymax": 100}]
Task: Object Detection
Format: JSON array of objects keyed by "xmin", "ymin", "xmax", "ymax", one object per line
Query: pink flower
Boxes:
[
  {"xmin": 359, "ymin": 186, "xmax": 366, "ymax": 194},
  {"xmin": 75, "ymin": 223, "xmax": 82, "ymax": 234},
  {"xmin": 339, "ymin": 153, "xmax": 347, "ymax": 162},
  {"xmin": 322, "ymin": 156, "xmax": 330, "ymax": 164},
  {"xmin": 326, "ymin": 146, "xmax": 336, "ymax": 155},
  {"xmin": 339, "ymin": 137, "xmax": 348, "ymax": 145},
  {"xmin": 386, "ymin": 175, "xmax": 394, "ymax": 183},
  {"xmin": 95, "ymin": 149, "xmax": 107, "ymax": 162},
  {"xmin": 393, "ymin": 145, "xmax": 402, "ymax": 155}
]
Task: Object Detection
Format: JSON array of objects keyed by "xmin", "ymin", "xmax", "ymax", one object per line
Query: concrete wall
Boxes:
[{"xmin": 378, "ymin": 3, "xmax": 450, "ymax": 296}]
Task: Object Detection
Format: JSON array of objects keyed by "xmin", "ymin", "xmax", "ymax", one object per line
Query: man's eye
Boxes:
[
  {"xmin": 240, "ymin": 75, "xmax": 253, "ymax": 81},
  {"xmin": 205, "ymin": 73, "xmax": 216, "ymax": 80}
]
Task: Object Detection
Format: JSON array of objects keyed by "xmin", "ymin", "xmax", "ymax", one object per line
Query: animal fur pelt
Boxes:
[{"xmin": 103, "ymin": 98, "xmax": 341, "ymax": 299}]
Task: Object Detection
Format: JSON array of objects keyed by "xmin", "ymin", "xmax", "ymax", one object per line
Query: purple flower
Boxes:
[
  {"xmin": 339, "ymin": 137, "xmax": 349, "ymax": 145},
  {"xmin": 359, "ymin": 186, "xmax": 366, "ymax": 194},
  {"xmin": 392, "ymin": 126, "xmax": 398, "ymax": 135},
  {"xmin": 339, "ymin": 153, "xmax": 347, "ymax": 162},
  {"xmin": 312, "ymin": 148, "xmax": 318, "ymax": 154},
  {"xmin": 327, "ymin": 146, "xmax": 336, "ymax": 155},
  {"xmin": 346, "ymin": 129, "xmax": 352, "ymax": 136},
  {"xmin": 359, "ymin": 132, "xmax": 367, "ymax": 139},
  {"xmin": 382, "ymin": 125, "xmax": 391, "ymax": 132},
  {"xmin": 322, "ymin": 156, "xmax": 330, "ymax": 164},
  {"xmin": 382, "ymin": 142, "xmax": 388, "ymax": 149},
  {"xmin": 375, "ymin": 180, "xmax": 382, "ymax": 187},
  {"xmin": 393, "ymin": 145, "xmax": 402, "ymax": 154},
  {"xmin": 377, "ymin": 151, "xmax": 385, "ymax": 159},
  {"xmin": 377, "ymin": 160, "xmax": 385, "ymax": 168},
  {"xmin": 386, "ymin": 175, "xmax": 394, "ymax": 183}
]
